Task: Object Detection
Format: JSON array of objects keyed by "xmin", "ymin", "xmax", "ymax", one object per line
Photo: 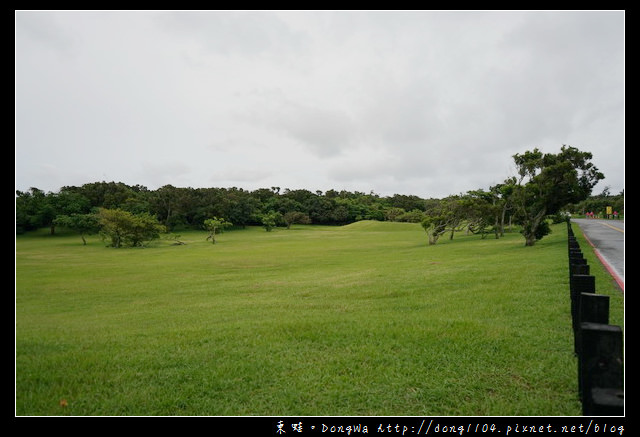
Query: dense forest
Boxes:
[
  {"xmin": 16, "ymin": 182, "xmax": 436, "ymax": 234},
  {"xmin": 16, "ymin": 179, "xmax": 623, "ymax": 236}
]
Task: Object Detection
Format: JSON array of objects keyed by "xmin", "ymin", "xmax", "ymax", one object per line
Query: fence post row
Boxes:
[{"xmin": 566, "ymin": 220, "xmax": 623, "ymax": 416}]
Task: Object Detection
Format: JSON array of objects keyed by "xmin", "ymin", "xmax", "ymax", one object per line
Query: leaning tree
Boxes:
[{"xmin": 511, "ymin": 145, "xmax": 604, "ymax": 246}]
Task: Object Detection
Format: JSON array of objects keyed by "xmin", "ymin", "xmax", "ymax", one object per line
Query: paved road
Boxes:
[{"xmin": 571, "ymin": 218, "xmax": 624, "ymax": 289}]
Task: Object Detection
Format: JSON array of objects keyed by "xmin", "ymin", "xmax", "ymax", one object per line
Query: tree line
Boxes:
[
  {"xmin": 16, "ymin": 183, "xmax": 431, "ymax": 233},
  {"xmin": 16, "ymin": 146, "xmax": 618, "ymax": 246}
]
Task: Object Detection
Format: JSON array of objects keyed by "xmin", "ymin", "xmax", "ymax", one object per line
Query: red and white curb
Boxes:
[{"xmin": 581, "ymin": 230, "xmax": 624, "ymax": 292}]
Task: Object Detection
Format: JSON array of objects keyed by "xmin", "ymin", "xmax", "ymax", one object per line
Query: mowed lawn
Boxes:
[{"xmin": 15, "ymin": 221, "xmax": 623, "ymax": 416}]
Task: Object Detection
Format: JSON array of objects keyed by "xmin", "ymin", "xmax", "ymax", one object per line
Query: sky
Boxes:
[{"xmin": 15, "ymin": 10, "xmax": 625, "ymax": 199}]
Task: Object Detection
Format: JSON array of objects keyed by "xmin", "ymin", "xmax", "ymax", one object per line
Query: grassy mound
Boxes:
[{"xmin": 339, "ymin": 220, "xmax": 420, "ymax": 231}]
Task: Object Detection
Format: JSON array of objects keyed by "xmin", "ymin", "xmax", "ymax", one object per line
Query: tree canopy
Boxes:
[
  {"xmin": 16, "ymin": 145, "xmax": 615, "ymax": 249},
  {"xmin": 511, "ymin": 145, "xmax": 604, "ymax": 245},
  {"xmin": 97, "ymin": 208, "xmax": 166, "ymax": 248},
  {"xmin": 17, "ymin": 182, "xmax": 443, "ymax": 234}
]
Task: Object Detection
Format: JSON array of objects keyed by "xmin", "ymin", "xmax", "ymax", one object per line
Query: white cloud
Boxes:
[
  {"xmin": 254, "ymin": 100, "xmax": 356, "ymax": 158},
  {"xmin": 15, "ymin": 10, "xmax": 624, "ymax": 198}
]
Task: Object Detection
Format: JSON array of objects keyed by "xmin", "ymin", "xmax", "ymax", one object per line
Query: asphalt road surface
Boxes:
[{"xmin": 571, "ymin": 218, "xmax": 624, "ymax": 289}]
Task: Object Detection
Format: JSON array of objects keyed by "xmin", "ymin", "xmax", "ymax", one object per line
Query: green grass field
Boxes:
[{"xmin": 15, "ymin": 221, "xmax": 623, "ymax": 416}]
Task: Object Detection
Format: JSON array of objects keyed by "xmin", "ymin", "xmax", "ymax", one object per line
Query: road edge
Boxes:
[{"xmin": 579, "ymin": 226, "xmax": 625, "ymax": 292}]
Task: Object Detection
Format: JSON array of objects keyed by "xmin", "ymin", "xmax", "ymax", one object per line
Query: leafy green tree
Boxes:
[
  {"xmin": 225, "ymin": 188, "xmax": 259, "ymax": 228},
  {"xmin": 16, "ymin": 188, "xmax": 54, "ymax": 233},
  {"xmin": 464, "ymin": 189, "xmax": 500, "ymax": 239},
  {"xmin": 421, "ymin": 214, "xmax": 448, "ymax": 245},
  {"xmin": 53, "ymin": 213, "xmax": 100, "ymax": 245},
  {"xmin": 283, "ymin": 211, "xmax": 311, "ymax": 229},
  {"xmin": 149, "ymin": 184, "xmax": 188, "ymax": 229},
  {"xmin": 46, "ymin": 189, "xmax": 94, "ymax": 235},
  {"xmin": 191, "ymin": 188, "xmax": 227, "ymax": 226},
  {"xmin": 387, "ymin": 194, "xmax": 427, "ymax": 212},
  {"xmin": 203, "ymin": 217, "xmax": 233, "ymax": 244},
  {"xmin": 396, "ymin": 209, "xmax": 425, "ymax": 223},
  {"xmin": 491, "ymin": 178, "xmax": 517, "ymax": 236},
  {"xmin": 440, "ymin": 195, "xmax": 467, "ymax": 240},
  {"xmin": 512, "ymin": 146, "xmax": 604, "ymax": 246},
  {"xmin": 261, "ymin": 211, "xmax": 282, "ymax": 232},
  {"xmin": 98, "ymin": 208, "xmax": 165, "ymax": 248},
  {"xmin": 570, "ymin": 187, "xmax": 624, "ymax": 217},
  {"xmin": 49, "ymin": 189, "xmax": 91, "ymax": 215},
  {"xmin": 420, "ymin": 195, "xmax": 473, "ymax": 244},
  {"xmin": 384, "ymin": 207, "xmax": 406, "ymax": 222},
  {"xmin": 330, "ymin": 204, "xmax": 350, "ymax": 224},
  {"xmin": 77, "ymin": 181, "xmax": 138, "ymax": 210},
  {"xmin": 306, "ymin": 196, "xmax": 334, "ymax": 224}
]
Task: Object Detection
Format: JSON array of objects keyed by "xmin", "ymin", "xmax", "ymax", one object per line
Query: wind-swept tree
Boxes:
[
  {"xmin": 441, "ymin": 195, "xmax": 467, "ymax": 240},
  {"xmin": 512, "ymin": 145, "xmax": 604, "ymax": 246},
  {"xmin": 421, "ymin": 213, "xmax": 449, "ymax": 245},
  {"xmin": 420, "ymin": 196, "xmax": 466, "ymax": 245},
  {"xmin": 464, "ymin": 189, "xmax": 500, "ymax": 239},
  {"xmin": 491, "ymin": 178, "xmax": 517, "ymax": 237}
]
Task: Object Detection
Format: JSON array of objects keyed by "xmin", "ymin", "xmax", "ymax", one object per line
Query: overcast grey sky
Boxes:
[{"xmin": 15, "ymin": 10, "xmax": 624, "ymax": 198}]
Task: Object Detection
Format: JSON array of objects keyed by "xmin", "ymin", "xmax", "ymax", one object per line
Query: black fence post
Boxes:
[
  {"xmin": 579, "ymin": 293, "xmax": 609, "ymax": 325},
  {"xmin": 569, "ymin": 262, "xmax": 589, "ymax": 281},
  {"xmin": 570, "ymin": 274, "xmax": 595, "ymax": 354},
  {"xmin": 578, "ymin": 323, "xmax": 624, "ymax": 416},
  {"xmin": 567, "ymin": 219, "xmax": 623, "ymax": 416},
  {"xmin": 575, "ymin": 292, "xmax": 610, "ymax": 398}
]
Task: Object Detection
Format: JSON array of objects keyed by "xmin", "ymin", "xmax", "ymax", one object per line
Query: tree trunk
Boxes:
[
  {"xmin": 427, "ymin": 230, "xmax": 439, "ymax": 245},
  {"xmin": 500, "ymin": 207, "xmax": 507, "ymax": 236},
  {"xmin": 207, "ymin": 232, "xmax": 216, "ymax": 244},
  {"xmin": 522, "ymin": 208, "xmax": 546, "ymax": 246}
]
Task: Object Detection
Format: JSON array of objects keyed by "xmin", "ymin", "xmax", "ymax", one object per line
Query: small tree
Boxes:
[
  {"xmin": 98, "ymin": 208, "xmax": 128, "ymax": 248},
  {"xmin": 127, "ymin": 213, "xmax": 166, "ymax": 247},
  {"xmin": 204, "ymin": 217, "xmax": 232, "ymax": 244},
  {"xmin": 98, "ymin": 208, "xmax": 165, "ymax": 248},
  {"xmin": 421, "ymin": 214, "xmax": 448, "ymax": 245},
  {"xmin": 165, "ymin": 233, "xmax": 186, "ymax": 245},
  {"xmin": 283, "ymin": 211, "xmax": 311, "ymax": 229},
  {"xmin": 260, "ymin": 211, "xmax": 282, "ymax": 232},
  {"xmin": 53, "ymin": 213, "xmax": 100, "ymax": 245}
]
